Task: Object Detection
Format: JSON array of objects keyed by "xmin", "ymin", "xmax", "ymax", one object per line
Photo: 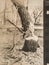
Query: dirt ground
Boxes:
[{"xmin": 0, "ymin": 27, "xmax": 43, "ymax": 65}]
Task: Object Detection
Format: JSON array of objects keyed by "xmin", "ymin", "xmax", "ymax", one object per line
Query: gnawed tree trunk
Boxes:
[{"xmin": 11, "ymin": 0, "xmax": 39, "ymax": 52}]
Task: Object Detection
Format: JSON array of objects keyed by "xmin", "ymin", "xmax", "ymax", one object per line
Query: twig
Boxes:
[{"xmin": 6, "ymin": 19, "xmax": 23, "ymax": 33}]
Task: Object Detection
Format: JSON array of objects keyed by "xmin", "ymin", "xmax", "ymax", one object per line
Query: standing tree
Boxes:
[
  {"xmin": 32, "ymin": 8, "xmax": 43, "ymax": 25},
  {"xmin": 11, "ymin": 0, "xmax": 40, "ymax": 52}
]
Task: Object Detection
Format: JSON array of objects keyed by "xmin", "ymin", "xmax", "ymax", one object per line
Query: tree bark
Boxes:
[
  {"xmin": 11, "ymin": 0, "xmax": 39, "ymax": 52},
  {"xmin": 11, "ymin": 0, "xmax": 33, "ymax": 32},
  {"xmin": 22, "ymin": 37, "xmax": 39, "ymax": 52}
]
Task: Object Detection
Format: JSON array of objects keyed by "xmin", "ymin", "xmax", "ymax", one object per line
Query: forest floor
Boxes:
[{"xmin": 0, "ymin": 26, "xmax": 43, "ymax": 65}]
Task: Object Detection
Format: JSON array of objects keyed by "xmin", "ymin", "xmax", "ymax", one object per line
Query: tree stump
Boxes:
[{"xmin": 22, "ymin": 36, "xmax": 40, "ymax": 52}]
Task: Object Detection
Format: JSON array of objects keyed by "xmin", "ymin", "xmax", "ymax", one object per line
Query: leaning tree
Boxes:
[{"xmin": 11, "ymin": 0, "xmax": 39, "ymax": 52}]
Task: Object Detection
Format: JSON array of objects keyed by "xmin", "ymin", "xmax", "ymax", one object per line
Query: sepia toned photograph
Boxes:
[{"xmin": 0, "ymin": 0, "xmax": 43, "ymax": 65}]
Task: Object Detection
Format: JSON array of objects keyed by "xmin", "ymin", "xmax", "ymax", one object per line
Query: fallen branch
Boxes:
[{"xmin": 6, "ymin": 19, "xmax": 23, "ymax": 33}]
